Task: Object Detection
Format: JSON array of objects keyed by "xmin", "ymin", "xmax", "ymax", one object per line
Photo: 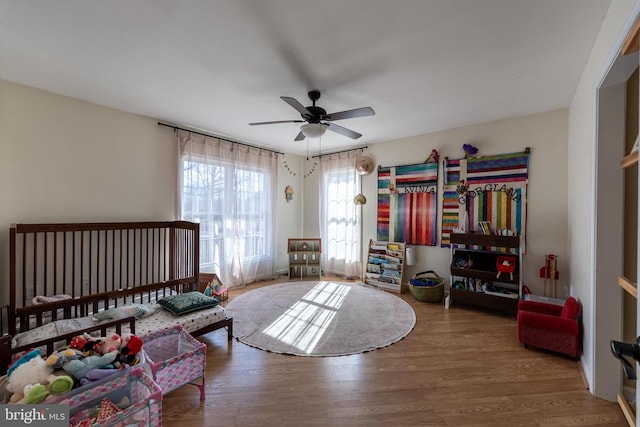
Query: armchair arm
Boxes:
[
  {"xmin": 517, "ymin": 310, "xmax": 578, "ymax": 335},
  {"xmin": 518, "ymin": 299, "xmax": 563, "ymax": 316}
]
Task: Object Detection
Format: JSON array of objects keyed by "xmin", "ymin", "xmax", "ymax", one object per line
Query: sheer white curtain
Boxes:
[
  {"xmin": 177, "ymin": 131, "xmax": 278, "ymax": 288},
  {"xmin": 319, "ymin": 151, "xmax": 361, "ymax": 279}
]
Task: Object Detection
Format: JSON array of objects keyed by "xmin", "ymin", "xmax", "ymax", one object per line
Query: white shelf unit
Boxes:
[{"xmin": 364, "ymin": 239, "xmax": 406, "ymax": 293}]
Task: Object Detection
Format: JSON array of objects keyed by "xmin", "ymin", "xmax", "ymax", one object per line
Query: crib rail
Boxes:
[{"xmin": 9, "ymin": 221, "xmax": 199, "ymax": 336}]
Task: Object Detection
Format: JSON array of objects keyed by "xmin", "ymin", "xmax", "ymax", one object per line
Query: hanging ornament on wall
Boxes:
[
  {"xmin": 304, "ymin": 161, "xmax": 318, "ymax": 178},
  {"xmin": 282, "ymin": 157, "xmax": 297, "ymax": 176},
  {"xmin": 355, "ymin": 155, "xmax": 375, "ymax": 175},
  {"xmin": 284, "ymin": 185, "xmax": 294, "ymax": 202}
]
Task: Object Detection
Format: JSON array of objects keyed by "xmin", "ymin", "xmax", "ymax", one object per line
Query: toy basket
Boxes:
[{"xmin": 409, "ymin": 271, "xmax": 445, "ymax": 302}]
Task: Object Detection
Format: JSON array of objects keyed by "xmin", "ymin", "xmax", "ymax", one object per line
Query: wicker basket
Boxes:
[{"xmin": 409, "ymin": 270, "xmax": 445, "ymax": 302}]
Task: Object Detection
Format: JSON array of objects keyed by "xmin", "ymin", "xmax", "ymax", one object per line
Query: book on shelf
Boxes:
[
  {"xmin": 381, "ymin": 269, "xmax": 401, "ymax": 278},
  {"xmin": 384, "ymin": 254, "xmax": 402, "ymax": 263},
  {"xmin": 479, "ymin": 221, "xmax": 492, "ymax": 235},
  {"xmin": 387, "ymin": 249, "xmax": 404, "ymax": 258},
  {"xmin": 368, "ymin": 256, "xmax": 388, "ymax": 265},
  {"xmin": 367, "ymin": 264, "xmax": 381, "ymax": 274}
]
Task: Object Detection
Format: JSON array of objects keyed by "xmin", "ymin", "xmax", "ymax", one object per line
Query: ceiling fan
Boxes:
[{"xmin": 249, "ymin": 90, "xmax": 375, "ymax": 141}]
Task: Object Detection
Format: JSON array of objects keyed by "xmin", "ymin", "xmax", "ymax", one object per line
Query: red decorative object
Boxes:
[
  {"xmin": 517, "ymin": 297, "xmax": 581, "ymax": 359},
  {"xmin": 496, "ymin": 255, "xmax": 516, "ymax": 280},
  {"xmin": 539, "ymin": 254, "xmax": 559, "ymax": 297}
]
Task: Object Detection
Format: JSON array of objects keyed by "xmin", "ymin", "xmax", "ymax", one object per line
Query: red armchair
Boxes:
[{"xmin": 517, "ymin": 297, "xmax": 581, "ymax": 359}]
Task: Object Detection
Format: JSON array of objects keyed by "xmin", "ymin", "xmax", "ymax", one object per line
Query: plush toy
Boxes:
[
  {"xmin": 62, "ymin": 350, "xmax": 119, "ymax": 380},
  {"xmin": 6, "ymin": 348, "xmax": 42, "ymax": 377},
  {"xmin": 8, "ymin": 379, "xmax": 73, "ymax": 403},
  {"xmin": 95, "ymin": 334, "xmax": 122, "ymax": 355},
  {"xmin": 46, "ymin": 374, "xmax": 74, "ymax": 395},
  {"xmin": 46, "ymin": 348, "xmax": 83, "ymax": 369},
  {"xmin": 70, "ymin": 334, "xmax": 103, "ymax": 353},
  {"xmin": 20, "ymin": 384, "xmax": 49, "ymax": 404},
  {"xmin": 6, "ymin": 350, "xmax": 52, "ymax": 396},
  {"xmin": 79, "ymin": 368, "xmax": 121, "ymax": 386},
  {"xmin": 6, "ymin": 351, "xmax": 74, "ymax": 403},
  {"xmin": 119, "ymin": 335, "xmax": 143, "ymax": 365}
]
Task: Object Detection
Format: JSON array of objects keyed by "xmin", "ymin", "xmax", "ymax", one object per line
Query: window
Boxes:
[
  {"xmin": 178, "ymin": 131, "xmax": 277, "ymax": 287},
  {"xmin": 182, "ymin": 159, "xmax": 270, "ymax": 271},
  {"xmin": 320, "ymin": 153, "xmax": 361, "ymax": 278}
]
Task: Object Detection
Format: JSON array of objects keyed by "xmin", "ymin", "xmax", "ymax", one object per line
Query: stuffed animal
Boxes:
[
  {"xmin": 70, "ymin": 334, "xmax": 103, "ymax": 353},
  {"xmin": 119, "ymin": 335, "xmax": 143, "ymax": 365},
  {"xmin": 6, "ymin": 350, "xmax": 52, "ymax": 396},
  {"xmin": 62, "ymin": 350, "xmax": 119, "ymax": 380},
  {"xmin": 79, "ymin": 367, "xmax": 122, "ymax": 386},
  {"xmin": 17, "ymin": 384, "xmax": 49, "ymax": 404},
  {"xmin": 46, "ymin": 348, "xmax": 83, "ymax": 369},
  {"xmin": 6, "ymin": 350, "xmax": 74, "ymax": 403},
  {"xmin": 95, "ymin": 334, "xmax": 122, "ymax": 355},
  {"xmin": 9, "ymin": 376, "xmax": 73, "ymax": 404}
]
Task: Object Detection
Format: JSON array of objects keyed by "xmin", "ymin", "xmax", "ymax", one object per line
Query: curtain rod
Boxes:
[
  {"xmin": 157, "ymin": 122, "xmax": 284, "ymax": 155},
  {"xmin": 312, "ymin": 146, "xmax": 368, "ymax": 159}
]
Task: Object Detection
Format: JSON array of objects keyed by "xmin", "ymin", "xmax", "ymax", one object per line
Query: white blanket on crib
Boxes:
[{"xmin": 12, "ymin": 303, "xmax": 227, "ymax": 349}]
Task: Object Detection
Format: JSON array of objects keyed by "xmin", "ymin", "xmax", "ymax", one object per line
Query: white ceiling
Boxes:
[{"xmin": 0, "ymin": 0, "xmax": 612, "ymax": 156}]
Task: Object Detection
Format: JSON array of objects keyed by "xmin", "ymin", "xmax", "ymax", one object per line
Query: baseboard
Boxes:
[{"xmin": 577, "ymin": 358, "xmax": 590, "ymax": 390}]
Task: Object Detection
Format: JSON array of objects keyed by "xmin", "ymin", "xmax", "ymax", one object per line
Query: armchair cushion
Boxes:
[{"xmin": 560, "ymin": 297, "xmax": 580, "ymax": 320}]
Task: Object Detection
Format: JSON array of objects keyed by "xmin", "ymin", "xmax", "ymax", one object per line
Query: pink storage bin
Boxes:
[
  {"xmin": 52, "ymin": 367, "xmax": 162, "ymax": 427},
  {"xmin": 141, "ymin": 325, "xmax": 207, "ymax": 400}
]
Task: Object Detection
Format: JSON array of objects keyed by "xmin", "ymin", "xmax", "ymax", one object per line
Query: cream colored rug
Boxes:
[{"xmin": 225, "ymin": 281, "xmax": 416, "ymax": 357}]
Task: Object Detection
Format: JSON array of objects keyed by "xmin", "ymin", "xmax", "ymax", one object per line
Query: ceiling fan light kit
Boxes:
[
  {"xmin": 250, "ymin": 90, "xmax": 375, "ymax": 141},
  {"xmin": 300, "ymin": 123, "xmax": 328, "ymax": 139}
]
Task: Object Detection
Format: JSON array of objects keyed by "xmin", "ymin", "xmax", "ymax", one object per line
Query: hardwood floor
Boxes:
[{"xmin": 162, "ymin": 276, "xmax": 625, "ymax": 426}]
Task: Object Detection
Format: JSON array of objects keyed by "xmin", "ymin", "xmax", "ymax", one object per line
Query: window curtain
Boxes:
[
  {"xmin": 177, "ymin": 130, "xmax": 278, "ymax": 288},
  {"xmin": 319, "ymin": 151, "xmax": 361, "ymax": 279}
]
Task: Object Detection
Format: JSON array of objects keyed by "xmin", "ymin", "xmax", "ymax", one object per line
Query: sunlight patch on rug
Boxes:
[
  {"xmin": 226, "ymin": 281, "xmax": 416, "ymax": 357},
  {"xmin": 262, "ymin": 281, "xmax": 350, "ymax": 354}
]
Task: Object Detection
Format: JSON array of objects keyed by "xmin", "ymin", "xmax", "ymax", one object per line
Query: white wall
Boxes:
[
  {"xmin": 0, "ymin": 80, "xmax": 177, "ymax": 304},
  {"xmin": 567, "ymin": 0, "xmax": 639, "ymax": 400},
  {"xmin": 304, "ymin": 110, "xmax": 570, "ymax": 295},
  {"xmin": 276, "ymin": 154, "xmax": 305, "ymax": 273},
  {"xmin": 0, "ymin": 80, "xmax": 305, "ymax": 301}
]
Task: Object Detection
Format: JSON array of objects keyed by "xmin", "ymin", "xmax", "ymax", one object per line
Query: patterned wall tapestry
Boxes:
[
  {"xmin": 441, "ymin": 149, "xmax": 530, "ymax": 248},
  {"xmin": 377, "ymin": 162, "xmax": 438, "ymax": 245}
]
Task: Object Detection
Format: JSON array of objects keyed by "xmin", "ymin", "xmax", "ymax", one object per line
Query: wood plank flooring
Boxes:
[{"xmin": 162, "ymin": 277, "xmax": 625, "ymax": 426}]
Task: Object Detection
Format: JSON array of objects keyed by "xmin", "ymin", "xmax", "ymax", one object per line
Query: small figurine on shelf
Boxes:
[
  {"xmin": 203, "ymin": 282, "xmax": 214, "ymax": 297},
  {"xmin": 425, "ymin": 149, "xmax": 439, "ymax": 163},
  {"xmin": 463, "ymin": 143, "xmax": 479, "ymax": 158}
]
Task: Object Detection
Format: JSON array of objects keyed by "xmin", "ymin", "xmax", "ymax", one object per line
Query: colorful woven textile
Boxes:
[
  {"xmin": 441, "ymin": 150, "xmax": 529, "ymax": 248},
  {"xmin": 377, "ymin": 162, "xmax": 438, "ymax": 245}
]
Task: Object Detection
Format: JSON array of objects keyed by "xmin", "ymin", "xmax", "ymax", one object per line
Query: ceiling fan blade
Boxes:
[
  {"xmin": 294, "ymin": 131, "xmax": 305, "ymax": 141},
  {"xmin": 249, "ymin": 120, "xmax": 305, "ymax": 126},
  {"xmin": 326, "ymin": 123, "xmax": 362, "ymax": 139},
  {"xmin": 281, "ymin": 96, "xmax": 312, "ymax": 119},
  {"xmin": 324, "ymin": 107, "xmax": 375, "ymax": 121}
]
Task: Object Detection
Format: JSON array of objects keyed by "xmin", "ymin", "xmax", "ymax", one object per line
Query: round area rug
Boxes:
[{"xmin": 225, "ymin": 281, "xmax": 416, "ymax": 357}]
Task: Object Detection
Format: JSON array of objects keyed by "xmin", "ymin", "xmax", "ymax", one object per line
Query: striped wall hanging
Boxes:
[
  {"xmin": 441, "ymin": 148, "xmax": 530, "ymax": 249},
  {"xmin": 377, "ymin": 161, "xmax": 438, "ymax": 246}
]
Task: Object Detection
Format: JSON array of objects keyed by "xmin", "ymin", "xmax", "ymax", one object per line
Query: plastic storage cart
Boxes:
[
  {"xmin": 52, "ymin": 367, "xmax": 162, "ymax": 427},
  {"xmin": 141, "ymin": 325, "xmax": 207, "ymax": 400}
]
